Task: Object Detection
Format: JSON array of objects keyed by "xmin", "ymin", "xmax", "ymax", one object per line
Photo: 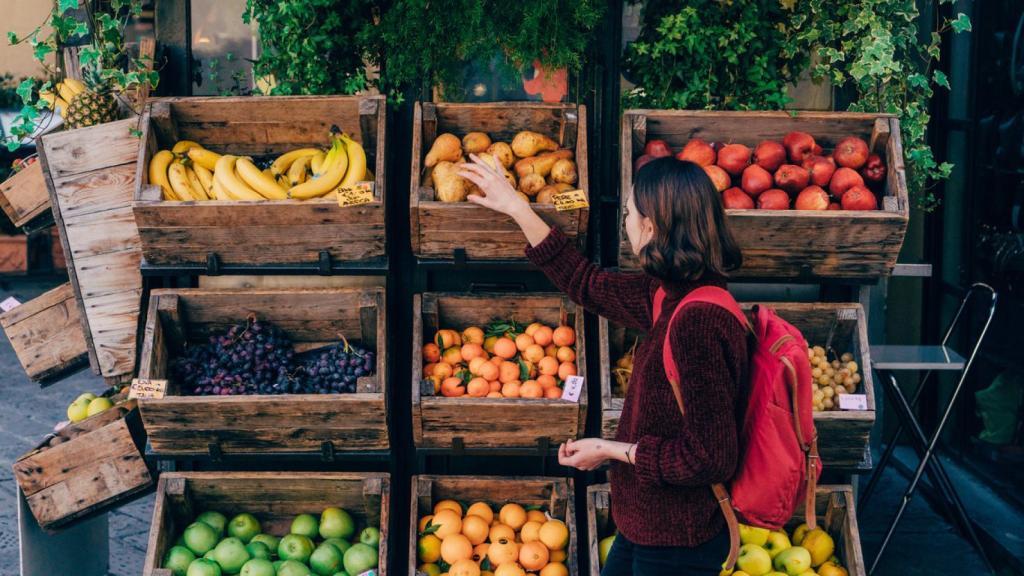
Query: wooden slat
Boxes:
[
  {"xmin": 39, "ymin": 118, "xmax": 143, "ymax": 178},
  {"xmin": 0, "ymin": 162, "xmax": 51, "ymax": 227},
  {"xmin": 0, "ymin": 282, "xmax": 89, "ymax": 382}
]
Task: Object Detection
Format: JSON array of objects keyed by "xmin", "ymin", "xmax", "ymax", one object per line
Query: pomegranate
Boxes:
[
  {"xmin": 757, "ymin": 189, "xmax": 791, "ymax": 210},
  {"xmin": 741, "ymin": 164, "xmax": 773, "ymax": 197},
  {"xmin": 803, "ymin": 155, "xmax": 836, "ymax": 187},
  {"xmin": 774, "ymin": 164, "xmax": 810, "ymax": 194},
  {"xmin": 829, "ymin": 167, "xmax": 865, "ymax": 198},
  {"xmin": 841, "ymin": 185, "xmax": 878, "ymax": 210},
  {"xmin": 677, "ymin": 138, "xmax": 716, "ymax": 166},
  {"xmin": 833, "ymin": 136, "xmax": 870, "ymax": 169},
  {"xmin": 860, "ymin": 153, "xmax": 886, "ymax": 183},
  {"xmin": 813, "ymin": 143, "xmax": 823, "ymax": 156},
  {"xmin": 644, "ymin": 139, "xmax": 673, "ymax": 158},
  {"xmin": 703, "ymin": 165, "xmax": 732, "ymax": 193},
  {"xmin": 795, "ymin": 186, "xmax": 830, "ymax": 211},
  {"xmin": 783, "ymin": 131, "xmax": 816, "ymax": 163},
  {"xmin": 716, "ymin": 144, "xmax": 752, "ymax": 176},
  {"xmin": 753, "ymin": 140, "xmax": 787, "ymax": 172},
  {"xmin": 722, "ymin": 187, "xmax": 754, "ymax": 209}
]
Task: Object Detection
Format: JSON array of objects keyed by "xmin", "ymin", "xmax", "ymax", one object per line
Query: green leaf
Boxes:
[
  {"xmin": 519, "ymin": 359, "xmax": 529, "ymax": 382},
  {"xmin": 58, "ymin": 0, "xmax": 80, "ymax": 14},
  {"xmin": 932, "ymin": 70, "xmax": 950, "ymax": 89},
  {"xmin": 951, "ymin": 13, "xmax": 971, "ymax": 33},
  {"xmin": 7, "ymin": 32, "xmax": 17, "ymax": 45},
  {"xmin": 16, "ymin": 79, "xmax": 35, "ymax": 104},
  {"xmin": 32, "ymin": 41, "xmax": 55, "ymax": 62}
]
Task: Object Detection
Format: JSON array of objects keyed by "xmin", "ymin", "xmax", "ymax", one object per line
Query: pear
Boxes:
[
  {"xmin": 462, "ymin": 132, "xmax": 492, "ymax": 154},
  {"xmin": 511, "ymin": 130, "xmax": 558, "ymax": 158},
  {"xmin": 424, "ymin": 133, "xmax": 462, "ymax": 168}
]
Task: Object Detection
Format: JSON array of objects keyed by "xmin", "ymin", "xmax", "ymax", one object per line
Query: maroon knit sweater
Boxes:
[{"xmin": 527, "ymin": 228, "xmax": 748, "ymax": 547}]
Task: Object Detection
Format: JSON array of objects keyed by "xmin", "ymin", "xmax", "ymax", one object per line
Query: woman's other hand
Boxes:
[{"xmin": 558, "ymin": 438, "xmax": 611, "ymax": 471}]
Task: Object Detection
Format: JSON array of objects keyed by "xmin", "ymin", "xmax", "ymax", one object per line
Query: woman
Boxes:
[{"xmin": 459, "ymin": 155, "xmax": 748, "ymax": 575}]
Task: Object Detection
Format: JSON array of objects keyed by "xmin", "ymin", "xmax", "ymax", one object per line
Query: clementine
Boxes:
[
  {"xmin": 477, "ymin": 361, "xmax": 499, "ymax": 381},
  {"xmin": 449, "ymin": 558, "xmax": 481, "ymax": 576},
  {"xmin": 537, "ymin": 374, "xmax": 557, "ymax": 389},
  {"xmin": 468, "ymin": 357, "xmax": 488, "ymax": 375},
  {"xmin": 556, "ymin": 346, "xmax": 575, "ymax": 363},
  {"xmin": 462, "ymin": 514, "xmax": 490, "ymax": 545},
  {"xmin": 500, "ymin": 381, "xmax": 521, "ymax": 398},
  {"xmin": 544, "ymin": 386, "xmax": 563, "ymax": 399},
  {"xmin": 552, "ymin": 326, "xmax": 575, "ymax": 347},
  {"xmin": 436, "ymin": 329, "xmax": 462, "ymax": 348},
  {"xmin": 532, "ymin": 325, "xmax": 554, "ymax": 347},
  {"xmin": 538, "ymin": 520, "xmax": 569, "ymax": 551},
  {"xmin": 434, "ymin": 362, "xmax": 454, "ymax": 378},
  {"xmin": 462, "ymin": 326, "xmax": 485, "ymax": 345},
  {"xmin": 493, "ymin": 337, "xmax": 517, "ymax": 359},
  {"xmin": 540, "ymin": 562, "xmax": 568, "ymax": 576},
  {"xmin": 499, "ymin": 503, "xmax": 527, "ymax": 531},
  {"xmin": 432, "ymin": 509, "xmax": 463, "ymax": 538},
  {"xmin": 466, "ymin": 502, "xmax": 494, "ymax": 524},
  {"xmin": 520, "ymin": 381, "xmax": 543, "ymax": 398},
  {"xmin": 467, "ymin": 377, "xmax": 489, "ymax": 397},
  {"xmin": 522, "ymin": 344, "xmax": 545, "ymax": 364},
  {"xmin": 526, "ymin": 510, "xmax": 547, "ymax": 524},
  {"xmin": 487, "ymin": 538, "xmax": 519, "ymax": 566},
  {"xmin": 488, "ymin": 381, "xmax": 501, "ymax": 392},
  {"xmin": 519, "ymin": 541, "xmax": 549, "ymax": 571},
  {"xmin": 489, "ymin": 523, "xmax": 515, "ymax": 543},
  {"xmin": 441, "ymin": 377, "xmax": 466, "ymax": 397},
  {"xmin": 441, "ymin": 533, "xmax": 474, "ymax": 564},
  {"xmin": 423, "ymin": 343, "xmax": 441, "ymax": 362},
  {"xmin": 537, "ymin": 357, "xmax": 559, "ymax": 376},
  {"xmin": 520, "ymin": 521, "xmax": 542, "ymax": 543},
  {"xmin": 443, "ymin": 347, "xmax": 464, "ymax": 365},
  {"xmin": 515, "ymin": 333, "xmax": 535, "ymax": 352},
  {"xmin": 557, "ymin": 362, "xmax": 577, "ymax": 381},
  {"xmin": 461, "ymin": 343, "xmax": 485, "ymax": 362},
  {"xmin": 524, "ymin": 322, "xmax": 543, "ymax": 336},
  {"xmin": 498, "ymin": 361, "xmax": 520, "ymax": 383}
]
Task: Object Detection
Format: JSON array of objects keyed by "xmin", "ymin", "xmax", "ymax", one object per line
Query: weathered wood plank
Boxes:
[
  {"xmin": 0, "ymin": 162, "xmax": 51, "ymax": 228},
  {"xmin": 39, "ymin": 118, "xmax": 142, "ymax": 178},
  {"xmin": 0, "ymin": 282, "xmax": 89, "ymax": 382}
]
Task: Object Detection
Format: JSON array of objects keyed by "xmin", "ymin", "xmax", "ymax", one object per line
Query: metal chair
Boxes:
[{"xmin": 862, "ymin": 283, "xmax": 998, "ymax": 575}]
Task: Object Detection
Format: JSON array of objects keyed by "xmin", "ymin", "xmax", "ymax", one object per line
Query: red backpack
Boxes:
[{"xmin": 653, "ymin": 286, "xmax": 822, "ymax": 570}]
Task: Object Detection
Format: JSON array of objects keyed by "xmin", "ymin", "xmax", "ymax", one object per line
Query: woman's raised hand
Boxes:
[{"xmin": 458, "ymin": 154, "xmax": 531, "ymax": 218}]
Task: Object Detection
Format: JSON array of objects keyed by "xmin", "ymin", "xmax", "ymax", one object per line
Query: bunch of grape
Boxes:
[
  {"xmin": 294, "ymin": 342, "xmax": 376, "ymax": 394},
  {"xmin": 807, "ymin": 346, "xmax": 861, "ymax": 411}
]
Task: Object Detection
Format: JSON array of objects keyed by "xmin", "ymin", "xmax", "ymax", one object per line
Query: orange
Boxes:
[
  {"xmin": 443, "ymin": 347, "xmax": 464, "ymax": 366},
  {"xmin": 467, "ymin": 502, "xmax": 494, "ymax": 524},
  {"xmin": 488, "ymin": 381, "xmax": 502, "ymax": 392},
  {"xmin": 545, "ymin": 344, "xmax": 558, "ymax": 358},
  {"xmin": 532, "ymin": 325, "xmax": 554, "ymax": 347},
  {"xmin": 522, "ymin": 344, "xmax": 545, "ymax": 364},
  {"xmin": 494, "ymin": 337, "xmax": 518, "ymax": 359},
  {"xmin": 461, "ymin": 343, "xmax": 485, "ymax": 362},
  {"xmin": 490, "ymin": 355, "xmax": 505, "ymax": 366},
  {"xmin": 519, "ymin": 541, "xmax": 549, "ymax": 571},
  {"xmin": 483, "ymin": 335, "xmax": 498, "ymax": 354},
  {"xmin": 462, "ymin": 326, "xmax": 485, "ymax": 345},
  {"xmin": 486, "ymin": 391, "xmax": 503, "ymax": 398},
  {"xmin": 462, "ymin": 514, "xmax": 490, "ymax": 545},
  {"xmin": 557, "ymin": 362, "xmax": 577, "ymax": 381},
  {"xmin": 467, "ymin": 377, "xmax": 489, "ymax": 397},
  {"xmin": 498, "ymin": 361, "xmax": 521, "ymax": 384},
  {"xmin": 468, "ymin": 357, "xmax": 489, "ymax": 376},
  {"xmin": 424, "ymin": 362, "xmax": 438, "ymax": 376},
  {"xmin": 419, "ymin": 533, "xmax": 443, "ymax": 563},
  {"xmin": 552, "ymin": 326, "xmax": 575, "ymax": 347},
  {"xmin": 419, "ymin": 563, "xmax": 442, "ymax": 576},
  {"xmin": 487, "ymin": 538, "xmax": 519, "ymax": 566},
  {"xmin": 441, "ymin": 377, "xmax": 466, "ymax": 397},
  {"xmin": 494, "ymin": 564, "xmax": 525, "ymax": 576},
  {"xmin": 441, "ymin": 533, "xmax": 474, "ymax": 564},
  {"xmin": 544, "ymin": 386, "xmax": 563, "ymax": 399},
  {"xmin": 539, "ymin": 520, "xmax": 569, "ymax": 551},
  {"xmin": 434, "ymin": 362, "xmax": 454, "ymax": 379},
  {"xmin": 536, "ymin": 374, "xmax": 557, "ymax": 389},
  {"xmin": 526, "ymin": 510, "xmax": 547, "ymax": 524},
  {"xmin": 435, "ymin": 499, "xmax": 463, "ymax": 516},
  {"xmin": 515, "ymin": 333, "xmax": 535, "ymax": 352},
  {"xmin": 477, "ymin": 361, "xmax": 499, "ymax": 381},
  {"xmin": 423, "ymin": 343, "xmax": 441, "ymax": 362},
  {"xmin": 472, "ymin": 543, "xmax": 490, "ymax": 564},
  {"xmin": 436, "ymin": 329, "xmax": 462, "ymax": 348},
  {"xmin": 520, "ymin": 381, "xmax": 543, "ymax": 398},
  {"xmin": 499, "ymin": 503, "xmax": 527, "ymax": 531},
  {"xmin": 449, "ymin": 558, "xmax": 481, "ymax": 576},
  {"xmin": 432, "ymin": 509, "xmax": 463, "ymax": 538},
  {"xmin": 500, "ymin": 381, "xmax": 521, "ymax": 398},
  {"xmin": 556, "ymin": 346, "xmax": 575, "ymax": 363},
  {"xmin": 489, "ymin": 524, "xmax": 516, "ymax": 543},
  {"xmin": 419, "ymin": 514, "xmax": 435, "ymax": 532},
  {"xmin": 520, "ymin": 521, "xmax": 542, "ymax": 543},
  {"xmin": 548, "ymin": 549, "xmax": 566, "ymax": 563},
  {"xmin": 524, "ymin": 322, "xmax": 543, "ymax": 337},
  {"xmin": 540, "ymin": 562, "xmax": 568, "ymax": 576},
  {"xmin": 537, "ymin": 356, "xmax": 559, "ymax": 376}
]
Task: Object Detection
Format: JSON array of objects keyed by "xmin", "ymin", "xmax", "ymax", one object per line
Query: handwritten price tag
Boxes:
[
  {"xmin": 129, "ymin": 378, "xmax": 167, "ymax": 400},
  {"xmin": 561, "ymin": 375, "xmax": 584, "ymax": 402},
  {"xmin": 551, "ymin": 189, "xmax": 589, "ymax": 212},
  {"xmin": 838, "ymin": 393, "xmax": 868, "ymax": 411},
  {"xmin": 336, "ymin": 181, "xmax": 375, "ymax": 207},
  {"xmin": 0, "ymin": 296, "xmax": 21, "ymax": 312}
]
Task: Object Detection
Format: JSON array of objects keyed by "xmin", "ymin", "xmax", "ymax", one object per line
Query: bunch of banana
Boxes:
[{"xmin": 39, "ymin": 78, "xmax": 87, "ymax": 120}]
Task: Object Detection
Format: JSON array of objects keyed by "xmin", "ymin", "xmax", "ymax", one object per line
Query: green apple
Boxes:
[
  {"xmin": 342, "ymin": 543, "xmax": 377, "ymax": 576},
  {"xmin": 228, "ymin": 513, "xmax": 261, "ymax": 543},
  {"xmin": 249, "ymin": 534, "xmax": 280, "ymax": 554},
  {"xmin": 277, "ymin": 559, "xmax": 313, "ymax": 576},
  {"xmin": 76, "ymin": 392, "xmax": 97, "ymax": 403},
  {"xmin": 800, "ymin": 529, "xmax": 834, "ymax": 567},
  {"xmin": 195, "ymin": 511, "xmax": 228, "ymax": 538},
  {"xmin": 66, "ymin": 399, "xmax": 90, "ymax": 423},
  {"xmin": 323, "ymin": 538, "xmax": 351, "ymax": 555},
  {"xmin": 239, "ymin": 558, "xmax": 276, "ymax": 576},
  {"xmin": 598, "ymin": 534, "xmax": 616, "ymax": 567},
  {"xmin": 739, "ymin": 524, "xmax": 771, "ymax": 547},
  {"xmin": 358, "ymin": 527, "xmax": 380, "ymax": 548},
  {"xmin": 310, "ymin": 542, "xmax": 345, "ymax": 576},
  {"xmin": 246, "ymin": 541, "xmax": 272, "ymax": 561},
  {"xmin": 291, "ymin": 513, "xmax": 320, "ymax": 539},
  {"xmin": 183, "ymin": 522, "xmax": 220, "ymax": 556},
  {"xmin": 319, "ymin": 508, "xmax": 354, "ymax": 540},
  {"xmin": 163, "ymin": 545, "xmax": 196, "ymax": 576},
  {"xmin": 773, "ymin": 546, "xmax": 812, "ymax": 576},
  {"xmin": 764, "ymin": 530, "xmax": 792, "ymax": 560},
  {"xmin": 203, "ymin": 550, "xmax": 216, "ymax": 561},
  {"xmin": 279, "ymin": 533, "xmax": 315, "ymax": 564},
  {"xmin": 211, "ymin": 537, "xmax": 251, "ymax": 574},
  {"xmin": 736, "ymin": 543, "xmax": 772, "ymax": 576},
  {"xmin": 187, "ymin": 558, "xmax": 223, "ymax": 576}
]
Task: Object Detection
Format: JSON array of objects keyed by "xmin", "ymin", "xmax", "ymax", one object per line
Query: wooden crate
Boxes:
[
  {"xmin": 412, "ymin": 293, "xmax": 587, "ymax": 450},
  {"xmin": 599, "ymin": 302, "xmax": 873, "ymax": 469},
  {"xmin": 0, "ymin": 233, "xmax": 28, "ymax": 272},
  {"xmin": 132, "ymin": 95, "xmax": 387, "ymax": 267},
  {"xmin": 144, "ymin": 472, "xmax": 390, "ymax": 576},
  {"xmin": 0, "ymin": 161, "xmax": 50, "ymax": 228},
  {"xmin": 0, "ymin": 282, "xmax": 89, "ymax": 382},
  {"xmin": 39, "ymin": 117, "xmax": 145, "ymax": 379},
  {"xmin": 586, "ymin": 483, "xmax": 864, "ymax": 576},
  {"xmin": 137, "ymin": 287, "xmax": 388, "ymax": 455},
  {"xmin": 13, "ymin": 399, "xmax": 153, "ymax": 530},
  {"xmin": 410, "ymin": 102, "xmax": 589, "ymax": 261},
  {"xmin": 619, "ymin": 110, "xmax": 909, "ymax": 279},
  {"xmin": 409, "ymin": 475, "xmax": 577, "ymax": 575}
]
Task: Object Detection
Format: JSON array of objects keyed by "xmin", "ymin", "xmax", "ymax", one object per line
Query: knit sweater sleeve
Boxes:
[
  {"xmin": 526, "ymin": 228, "xmax": 655, "ymax": 331},
  {"xmin": 633, "ymin": 304, "xmax": 745, "ymax": 487}
]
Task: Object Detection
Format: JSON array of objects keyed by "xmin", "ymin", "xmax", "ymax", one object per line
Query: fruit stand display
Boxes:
[
  {"xmin": 410, "ymin": 102, "xmax": 589, "ymax": 261},
  {"xmin": 137, "ymin": 287, "xmax": 388, "ymax": 456},
  {"xmin": 599, "ymin": 302, "xmax": 874, "ymax": 469},
  {"xmin": 620, "ymin": 110, "xmax": 909, "ymax": 279},
  {"xmin": 0, "ymin": 160, "xmax": 50, "ymax": 229},
  {"xmin": 409, "ymin": 475, "xmax": 576, "ymax": 576},
  {"xmin": 133, "ymin": 95, "xmax": 387, "ymax": 269},
  {"xmin": 587, "ymin": 483, "xmax": 863, "ymax": 576},
  {"xmin": 0, "ymin": 282, "xmax": 89, "ymax": 382},
  {"xmin": 13, "ymin": 395, "xmax": 153, "ymax": 531},
  {"xmin": 144, "ymin": 472, "xmax": 389, "ymax": 576},
  {"xmin": 411, "ymin": 292, "xmax": 586, "ymax": 451}
]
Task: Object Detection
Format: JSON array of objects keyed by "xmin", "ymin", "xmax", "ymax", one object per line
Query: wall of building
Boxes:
[{"xmin": 1, "ymin": 1, "xmax": 55, "ymax": 80}]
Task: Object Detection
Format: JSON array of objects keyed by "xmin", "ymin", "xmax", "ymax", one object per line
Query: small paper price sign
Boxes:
[
  {"xmin": 838, "ymin": 393, "xmax": 868, "ymax": 411},
  {"xmin": 551, "ymin": 189, "xmax": 589, "ymax": 212},
  {"xmin": 129, "ymin": 378, "xmax": 167, "ymax": 400},
  {"xmin": 561, "ymin": 375, "xmax": 585, "ymax": 402},
  {"xmin": 0, "ymin": 296, "xmax": 21, "ymax": 312},
  {"xmin": 336, "ymin": 181, "xmax": 375, "ymax": 207}
]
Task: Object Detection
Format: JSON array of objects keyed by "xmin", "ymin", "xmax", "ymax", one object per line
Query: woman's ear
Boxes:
[{"xmin": 640, "ymin": 215, "xmax": 655, "ymax": 248}]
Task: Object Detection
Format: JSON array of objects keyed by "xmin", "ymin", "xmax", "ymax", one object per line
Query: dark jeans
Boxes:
[{"xmin": 601, "ymin": 529, "xmax": 730, "ymax": 576}]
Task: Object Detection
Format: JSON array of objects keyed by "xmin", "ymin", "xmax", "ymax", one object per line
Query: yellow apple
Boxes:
[
  {"xmin": 774, "ymin": 546, "xmax": 811, "ymax": 576},
  {"xmin": 797, "ymin": 571, "xmax": 817, "ymax": 576},
  {"xmin": 817, "ymin": 562, "xmax": 847, "ymax": 576},
  {"xmin": 736, "ymin": 543, "xmax": 772, "ymax": 576},
  {"xmin": 764, "ymin": 530, "xmax": 792, "ymax": 559},
  {"xmin": 739, "ymin": 524, "xmax": 771, "ymax": 546},
  {"xmin": 791, "ymin": 523, "xmax": 810, "ymax": 545},
  {"xmin": 800, "ymin": 529, "xmax": 835, "ymax": 567},
  {"xmin": 66, "ymin": 399, "xmax": 89, "ymax": 423}
]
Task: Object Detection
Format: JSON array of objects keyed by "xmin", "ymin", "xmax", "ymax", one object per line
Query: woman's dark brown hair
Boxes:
[{"xmin": 633, "ymin": 157, "xmax": 742, "ymax": 282}]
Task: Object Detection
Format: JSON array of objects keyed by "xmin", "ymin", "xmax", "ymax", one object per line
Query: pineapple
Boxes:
[{"xmin": 64, "ymin": 67, "xmax": 119, "ymax": 129}]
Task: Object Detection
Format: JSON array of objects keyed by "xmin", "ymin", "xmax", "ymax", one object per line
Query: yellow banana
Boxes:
[
  {"xmin": 185, "ymin": 165, "xmax": 210, "ymax": 200},
  {"xmin": 310, "ymin": 151, "xmax": 327, "ymax": 176},
  {"xmin": 270, "ymin": 148, "xmax": 320, "ymax": 177},
  {"xmin": 56, "ymin": 82, "xmax": 78, "ymax": 104},
  {"xmin": 339, "ymin": 133, "xmax": 368, "ymax": 188},
  {"xmin": 287, "ymin": 155, "xmax": 312, "ymax": 187},
  {"xmin": 289, "ymin": 138, "xmax": 348, "ymax": 199},
  {"xmin": 148, "ymin": 150, "xmax": 177, "ymax": 201},
  {"xmin": 194, "ymin": 164, "xmax": 215, "ymax": 198},
  {"xmin": 168, "ymin": 162, "xmax": 198, "ymax": 201},
  {"xmin": 187, "ymin": 147, "xmax": 222, "ymax": 171},
  {"xmin": 172, "ymin": 140, "xmax": 203, "ymax": 155},
  {"xmin": 61, "ymin": 78, "xmax": 86, "ymax": 96},
  {"xmin": 236, "ymin": 157, "xmax": 288, "ymax": 200},
  {"xmin": 214, "ymin": 155, "xmax": 265, "ymax": 201},
  {"xmin": 211, "ymin": 177, "xmax": 231, "ymax": 201}
]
